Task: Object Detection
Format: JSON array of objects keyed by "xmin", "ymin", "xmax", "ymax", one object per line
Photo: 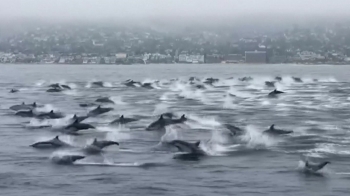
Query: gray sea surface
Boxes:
[{"xmin": 1, "ymin": 64, "xmax": 350, "ymax": 196}]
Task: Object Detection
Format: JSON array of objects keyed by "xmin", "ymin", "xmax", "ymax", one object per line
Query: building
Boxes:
[
  {"xmin": 205, "ymin": 54, "xmax": 223, "ymax": 63},
  {"xmin": 224, "ymin": 54, "xmax": 244, "ymax": 63},
  {"xmin": 186, "ymin": 55, "xmax": 204, "ymax": 63},
  {"xmin": 178, "ymin": 54, "xmax": 187, "ymax": 62},
  {"xmin": 269, "ymin": 55, "xmax": 287, "ymax": 64},
  {"xmin": 245, "ymin": 51, "xmax": 267, "ymax": 64}
]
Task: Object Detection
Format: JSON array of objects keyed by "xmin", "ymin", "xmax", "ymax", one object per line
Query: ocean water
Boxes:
[{"xmin": 0, "ymin": 64, "xmax": 350, "ymax": 196}]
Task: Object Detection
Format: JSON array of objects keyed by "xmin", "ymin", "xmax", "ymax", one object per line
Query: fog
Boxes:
[{"xmin": 1, "ymin": 0, "xmax": 350, "ymax": 27}]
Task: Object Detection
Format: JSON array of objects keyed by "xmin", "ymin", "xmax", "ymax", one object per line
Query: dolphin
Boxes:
[
  {"xmin": 79, "ymin": 103, "xmax": 98, "ymax": 108},
  {"xmin": 275, "ymin": 76, "xmax": 282, "ymax": 81},
  {"xmin": 194, "ymin": 84, "xmax": 206, "ymax": 89},
  {"xmin": 123, "ymin": 79, "xmax": 141, "ymax": 87},
  {"xmin": 46, "ymin": 88, "xmax": 63, "ymax": 92},
  {"xmin": 146, "ymin": 115, "xmax": 167, "ymax": 131},
  {"xmin": 292, "ymin": 77, "xmax": 303, "ymax": 83},
  {"xmin": 304, "ymin": 161, "xmax": 330, "ymax": 172},
  {"xmin": 48, "ymin": 83, "xmax": 61, "ymax": 88},
  {"xmin": 36, "ymin": 110, "xmax": 64, "ymax": 119},
  {"xmin": 65, "ymin": 119, "xmax": 95, "ymax": 133},
  {"xmin": 268, "ymin": 89, "xmax": 285, "ymax": 97},
  {"xmin": 203, "ymin": 77, "xmax": 219, "ymax": 85},
  {"xmin": 166, "ymin": 114, "xmax": 187, "ymax": 125},
  {"xmin": 71, "ymin": 114, "xmax": 89, "ymax": 123},
  {"xmin": 61, "ymin": 84, "xmax": 71, "ymax": 90},
  {"xmin": 141, "ymin": 83, "xmax": 153, "ymax": 89},
  {"xmin": 239, "ymin": 76, "xmax": 253, "ymax": 82},
  {"xmin": 91, "ymin": 81, "xmax": 104, "ymax": 87},
  {"xmin": 264, "ymin": 124, "xmax": 293, "ymax": 135},
  {"xmin": 31, "ymin": 136, "xmax": 69, "ymax": 149},
  {"xmin": 146, "ymin": 114, "xmax": 187, "ymax": 131},
  {"xmin": 10, "ymin": 89, "xmax": 19, "ymax": 93},
  {"xmin": 161, "ymin": 112, "xmax": 175, "ymax": 119},
  {"xmin": 110, "ymin": 115, "xmax": 138, "ymax": 125},
  {"xmin": 189, "ymin": 77, "xmax": 200, "ymax": 82},
  {"xmin": 265, "ymin": 81, "xmax": 276, "ymax": 88},
  {"xmin": 224, "ymin": 124, "xmax": 245, "ymax": 136},
  {"xmin": 168, "ymin": 140, "xmax": 206, "ymax": 160},
  {"xmin": 95, "ymin": 97, "xmax": 114, "ymax": 104},
  {"xmin": 10, "ymin": 102, "xmax": 37, "ymax": 111},
  {"xmin": 51, "ymin": 155, "xmax": 85, "ymax": 165},
  {"xmin": 83, "ymin": 138, "xmax": 119, "ymax": 154},
  {"xmin": 87, "ymin": 105, "xmax": 113, "ymax": 117},
  {"xmin": 168, "ymin": 140, "xmax": 202, "ymax": 153},
  {"xmin": 15, "ymin": 110, "xmax": 35, "ymax": 117}
]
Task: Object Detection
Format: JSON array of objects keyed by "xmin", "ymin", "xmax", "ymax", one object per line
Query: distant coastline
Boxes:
[{"xmin": 1, "ymin": 62, "xmax": 349, "ymax": 65}]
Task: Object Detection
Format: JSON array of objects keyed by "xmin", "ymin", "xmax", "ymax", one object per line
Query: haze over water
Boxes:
[{"xmin": 1, "ymin": 64, "xmax": 350, "ymax": 196}]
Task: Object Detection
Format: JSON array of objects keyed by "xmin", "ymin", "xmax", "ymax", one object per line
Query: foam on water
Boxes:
[
  {"xmin": 241, "ymin": 125, "xmax": 281, "ymax": 149},
  {"xmin": 102, "ymin": 126, "xmax": 132, "ymax": 141},
  {"xmin": 160, "ymin": 126, "xmax": 182, "ymax": 142},
  {"xmin": 222, "ymin": 96, "xmax": 237, "ymax": 109},
  {"xmin": 35, "ymin": 80, "xmax": 46, "ymax": 87},
  {"xmin": 227, "ymin": 87, "xmax": 254, "ymax": 98},
  {"xmin": 34, "ymin": 104, "xmax": 59, "ymax": 113},
  {"xmin": 152, "ymin": 103, "xmax": 170, "ymax": 115},
  {"xmin": 185, "ymin": 114, "xmax": 221, "ymax": 129},
  {"xmin": 110, "ymin": 96, "xmax": 127, "ymax": 105}
]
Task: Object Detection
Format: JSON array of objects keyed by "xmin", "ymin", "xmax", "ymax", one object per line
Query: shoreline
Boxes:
[{"xmin": 1, "ymin": 63, "xmax": 350, "ymax": 65}]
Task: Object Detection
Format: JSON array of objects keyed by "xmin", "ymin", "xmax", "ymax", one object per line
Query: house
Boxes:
[{"xmin": 245, "ymin": 51, "xmax": 267, "ymax": 64}]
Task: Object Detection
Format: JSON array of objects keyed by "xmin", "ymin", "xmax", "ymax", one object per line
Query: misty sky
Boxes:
[{"xmin": 1, "ymin": 0, "xmax": 350, "ymax": 23}]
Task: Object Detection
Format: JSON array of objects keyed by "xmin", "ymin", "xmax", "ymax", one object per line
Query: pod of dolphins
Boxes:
[{"xmin": 7, "ymin": 77, "xmax": 330, "ymax": 172}]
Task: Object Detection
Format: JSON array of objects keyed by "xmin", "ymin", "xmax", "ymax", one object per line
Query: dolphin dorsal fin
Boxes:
[
  {"xmin": 120, "ymin": 115, "xmax": 124, "ymax": 119},
  {"xmin": 97, "ymin": 105, "xmax": 101, "ymax": 109},
  {"xmin": 92, "ymin": 138, "xmax": 97, "ymax": 144},
  {"xmin": 33, "ymin": 102, "xmax": 37, "ymax": 107},
  {"xmin": 181, "ymin": 114, "xmax": 186, "ymax": 119},
  {"xmin": 270, "ymin": 124, "xmax": 275, "ymax": 130},
  {"xmin": 159, "ymin": 115, "xmax": 163, "ymax": 120},
  {"xmin": 194, "ymin": 141, "xmax": 200, "ymax": 147},
  {"xmin": 50, "ymin": 110, "xmax": 54, "ymax": 113},
  {"xmin": 54, "ymin": 136, "xmax": 59, "ymax": 140},
  {"xmin": 73, "ymin": 114, "xmax": 77, "ymax": 119}
]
